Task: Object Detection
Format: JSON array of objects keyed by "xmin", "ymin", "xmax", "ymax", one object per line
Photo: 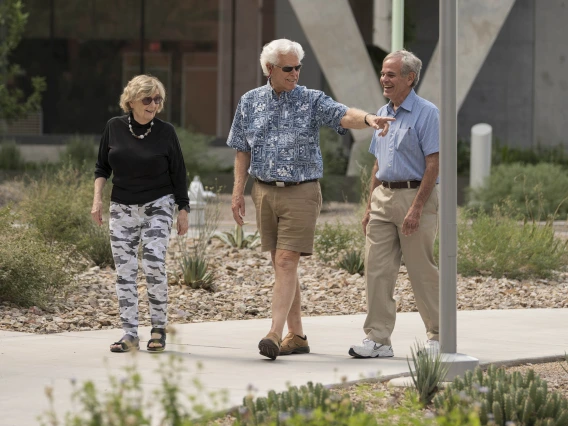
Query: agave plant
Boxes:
[
  {"xmin": 337, "ymin": 249, "xmax": 365, "ymax": 275},
  {"xmin": 178, "ymin": 254, "xmax": 215, "ymax": 291},
  {"xmin": 407, "ymin": 340, "xmax": 449, "ymax": 406},
  {"xmin": 211, "ymin": 224, "xmax": 261, "ymax": 249}
]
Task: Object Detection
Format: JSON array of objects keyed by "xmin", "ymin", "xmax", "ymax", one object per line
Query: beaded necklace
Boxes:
[{"xmin": 128, "ymin": 115, "xmax": 154, "ymax": 139}]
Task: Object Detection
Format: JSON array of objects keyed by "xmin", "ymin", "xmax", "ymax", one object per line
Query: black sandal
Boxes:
[
  {"xmin": 110, "ymin": 334, "xmax": 140, "ymax": 353},
  {"xmin": 147, "ymin": 327, "xmax": 166, "ymax": 352}
]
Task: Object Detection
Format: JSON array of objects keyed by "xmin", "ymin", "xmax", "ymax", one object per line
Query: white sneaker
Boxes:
[
  {"xmin": 349, "ymin": 338, "xmax": 394, "ymax": 358},
  {"xmin": 424, "ymin": 339, "xmax": 440, "ymax": 356}
]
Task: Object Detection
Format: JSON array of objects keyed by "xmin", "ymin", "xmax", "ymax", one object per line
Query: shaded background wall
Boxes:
[{"xmin": 3, "ymin": 0, "xmax": 568, "ymax": 151}]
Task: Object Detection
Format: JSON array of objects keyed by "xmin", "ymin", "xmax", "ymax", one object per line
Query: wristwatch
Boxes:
[{"xmin": 179, "ymin": 205, "xmax": 190, "ymax": 213}]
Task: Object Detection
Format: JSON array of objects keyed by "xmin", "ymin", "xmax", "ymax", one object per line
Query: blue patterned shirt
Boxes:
[
  {"xmin": 369, "ymin": 89, "xmax": 439, "ymax": 182},
  {"xmin": 227, "ymin": 81, "xmax": 348, "ymax": 182}
]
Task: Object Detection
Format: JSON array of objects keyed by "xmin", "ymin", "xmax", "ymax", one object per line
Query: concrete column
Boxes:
[
  {"xmin": 373, "ymin": 0, "xmax": 391, "ymax": 52},
  {"xmin": 418, "ymin": 0, "xmax": 517, "ymax": 109},
  {"xmin": 216, "ymin": 0, "xmax": 263, "ymax": 138},
  {"xmin": 534, "ymin": 0, "xmax": 568, "ymax": 148},
  {"xmin": 288, "ymin": 0, "xmax": 385, "ymax": 176}
]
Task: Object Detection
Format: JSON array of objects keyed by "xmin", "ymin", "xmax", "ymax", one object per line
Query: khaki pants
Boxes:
[{"xmin": 364, "ymin": 185, "xmax": 439, "ymax": 346}]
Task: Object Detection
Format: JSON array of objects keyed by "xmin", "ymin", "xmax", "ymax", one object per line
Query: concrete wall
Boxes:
[
  {"xmin": 275, "ymin": 0, "xmax": 323, "ymax": 91},
  {"xmin": 458, "ymin": 0, "xmax": 535, "ymax": 148},
  {"xmin": 534, "ymin": 0, "xmax": 568, "ymax": 148}
]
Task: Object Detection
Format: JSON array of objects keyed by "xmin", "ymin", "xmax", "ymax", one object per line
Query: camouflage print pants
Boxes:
[{"xmin": 109, "ymin": 194, "xmax": 175, "ymax": 338}]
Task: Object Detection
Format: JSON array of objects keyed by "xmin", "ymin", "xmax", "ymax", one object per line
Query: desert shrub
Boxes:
[
  {"xmin": 59, "ymin": 135, "xmax": 98, "ymax": 169},
  {"xmin": 0, "ymin": 141, "xmax": 25, "ymax": 170},
  {"xmin": 176, "ymin": 126, "xmax": 220, "ymax": 178},
  {"xmin": 77, "ymin": 223, "xmax": 114, "ymax": 268},
  {"xmin": 314, "ymin": 221, "xmax": 363, "ymax": 264},
  {"xmin": 468, "ymin": 163, "xmax": 568, "ymax": 220},
  {"xmin": 21, "ymin": 164, "xmax": 93, "ymax": 245},
  {"xmin": 0, "ymin": 207, "xmax": 74, "ymax": 307},
  {"xmin": 457, "ymin": 206, "xmax": 567, "ymax": 279}
]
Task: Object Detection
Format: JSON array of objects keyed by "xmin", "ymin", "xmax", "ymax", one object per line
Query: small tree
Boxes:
[{"xmin": 0, "ymin": 0, "xmax": 46, "ymax": 122}]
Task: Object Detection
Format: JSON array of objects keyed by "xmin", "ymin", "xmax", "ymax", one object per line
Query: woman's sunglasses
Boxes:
[
  {"xmin": 141, "ymin": 96, "xmax": 164, "ymax": 105},
  {"xmin": 272, "ymin": 63, "xmax": 302, "ymax": 73}
]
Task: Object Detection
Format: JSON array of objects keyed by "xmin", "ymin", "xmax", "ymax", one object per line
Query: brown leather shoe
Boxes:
[
  {"xmin": 279, "ymin": 332, "xmax": 310, "ymax": 355},
  {"xmin": 258, "ymin": 332, "xmax": 282, "ymax": 360}
]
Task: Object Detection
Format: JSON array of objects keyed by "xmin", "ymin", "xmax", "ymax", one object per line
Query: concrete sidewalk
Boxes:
[{"xmin": 1, "ymin": 308, "xmax": 568, "ymax": 425}]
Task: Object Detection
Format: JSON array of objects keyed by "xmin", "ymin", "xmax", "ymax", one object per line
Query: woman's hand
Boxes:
[
  {"xmin": 177, "ymin": 210, "xmax": 189, "ymax": 235},
  {"xmin": 91, "ymin": 199, "xmax": 103, "ymax": 225}
]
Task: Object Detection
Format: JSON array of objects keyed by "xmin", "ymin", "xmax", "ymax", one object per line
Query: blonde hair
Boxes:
[
  {"xmin": 119, "ymin": 74, "xmax": 166, "ymax": 113},
  {"xmin": 260, "ymin": 39, "xmax": 305, "ymax": 77}
]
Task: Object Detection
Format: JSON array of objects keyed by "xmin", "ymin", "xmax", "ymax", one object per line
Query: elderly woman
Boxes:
[{"xmin": 91, "ymin": 74, "xmax": 190, "ymax": 353}]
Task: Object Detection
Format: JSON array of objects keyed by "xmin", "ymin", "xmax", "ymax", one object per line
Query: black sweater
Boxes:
[{"xmin": 94, "ymin": 114, "xmax": 189, "ymax": 209}]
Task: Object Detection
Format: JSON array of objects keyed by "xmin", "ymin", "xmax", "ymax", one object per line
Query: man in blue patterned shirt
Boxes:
[
  {"xmin": 349, "ymin": 50, "xmax": 441, "ymax": 359},
  {"xmin": 227, "ymin": 38, "xmax": 394, "ymax": 360}
]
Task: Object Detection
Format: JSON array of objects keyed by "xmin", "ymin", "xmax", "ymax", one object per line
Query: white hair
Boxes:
[
  {"xmin": 259, "ymin": 39, "xmax": 305, "ymax": 77},
  {"xmin": 384, "ymin": 49, "xmax": 422, "ymax": 87}
]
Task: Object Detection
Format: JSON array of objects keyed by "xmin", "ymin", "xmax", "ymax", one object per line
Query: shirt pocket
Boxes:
[{"xmin": 394, "ymin": 128, "xmax": 419, "ymax": 152}]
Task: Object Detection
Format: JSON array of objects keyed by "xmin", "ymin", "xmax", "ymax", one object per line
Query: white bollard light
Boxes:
[
  {"xmin": 469, "ymin": 123, "xmax": 493, "ymax": 190},
  {"xmin": 188, "ymin": 176, "xmax": 206, "ymax": 228}
]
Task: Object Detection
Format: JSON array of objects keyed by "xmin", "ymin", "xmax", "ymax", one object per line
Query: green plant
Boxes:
[
  {"xmin": 0, "ymin": 206, "xmax": 75, "ymax": 307},
  {"xmin": 40, "ymin": 346, "xmax": 230, "ymax": 425},
  {"xmin": 21, "ymin": 163, "xmax": 94, "ymax": 246},
  {"xmin": 78, "ymin": 223, "xmax": 114, "ymax": 268},
  {"xmin": 59, "ymin": 135, "xmax": 98, "ymax": 169},
  {"xmin": 457, "ymin": 205, "xmax": 568, "ymax": 279},
  {"xmin": 407, "ymin": 340, "xmax": 449, "ymax": 406},
  {"xmin": 176, "ymin": 126, "xmax": 222, "ymax": 179},
  {"xmin": 314, "ymin": 221, "xmax": 364, "ymax": 264},
  {"xmin": 434, "ymin": 365, "xmax": 568, "ymax": 426},
  {"xmin": 236, "ymin": 381, "xmax": 371, "ymax": 425},
  {"xmin": 337, "ymin": 249, "xmax": 365, "ymax": 275},
  {"xmin": 0, "ymin": 0, "xmax": 47, "ymax": 122},
  {"xmin": 0, "ymin": 141, "xmax": 25, "ymax": 170},
  {"xmin": 211, "ymin": 224, "xmax": 260, "ymax": 249},
  {"xmin": 179, "ymin": 255, "xmax": 215, "ymax": 290},
  {"xmin": 468, "ymin": 163, "xmax": 568, "ymax": 220},
  {"xmin": 177, "ymin": 188, "xmax": 221, "ymax": 290}
]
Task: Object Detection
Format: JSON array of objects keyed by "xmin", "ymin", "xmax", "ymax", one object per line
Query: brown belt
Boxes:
[
  {"xmin": 255, "ymin": 178, "xmax": 318, "ymax": 187},
  {"xmin": 381, "ymin": 180, "xmax": 421, "ymax": 189}
]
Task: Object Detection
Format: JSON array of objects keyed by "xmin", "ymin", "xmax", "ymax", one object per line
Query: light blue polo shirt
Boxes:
[{"xmin": 369, "ymin": 89, "xmax": 439, "ymax": 182}]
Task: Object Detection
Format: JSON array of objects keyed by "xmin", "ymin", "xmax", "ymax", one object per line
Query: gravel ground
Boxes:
[{"xmin": 2, "ymin": 190, "xmax": 568, "ymax": 421}]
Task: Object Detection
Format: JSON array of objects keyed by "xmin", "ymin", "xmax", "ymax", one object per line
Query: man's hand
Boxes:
[
  {"xmin": 91, "ymin": 199, "xmax": 103, "ymax": 226},
  {"xmin": 368, "ymin": 115, "xmax": 396, "ymax": 137},
  {"xmin": 401, "ymin": 206, "xmax": 422, "ymax": 236},
  {"xmin": 177, "ymin": 210, "xmax": 189, "ymax": 235},
  {"xmin": 231, "ymin": 194, "xmax": 246, "ymax": 226},
  {"xmin": 361, "ymin": 209, "xmax": 371, "ymax": 236}
]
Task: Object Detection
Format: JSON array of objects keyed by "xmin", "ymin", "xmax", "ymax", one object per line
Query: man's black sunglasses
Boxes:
[{"xmin": 272, "ymin": 63, "xmax": 303, "ymax": 72}]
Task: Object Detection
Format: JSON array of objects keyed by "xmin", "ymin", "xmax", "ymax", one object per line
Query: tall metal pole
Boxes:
[
  {"xmin": 439, "ymin": 0, "xmax": 457, "ymax": 354},
  {"xmin": 140, "ymin": 0, "xmax": 145, "ymax": 74},
  {"xmin": 391, "ymin": 0, "xmax": 404, "ymax": 51}
]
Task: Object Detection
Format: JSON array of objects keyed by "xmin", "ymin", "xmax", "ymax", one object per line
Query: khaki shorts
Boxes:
[{"xmin": 251, "ymin": 181, "xmax": 322, "ymax": 255}]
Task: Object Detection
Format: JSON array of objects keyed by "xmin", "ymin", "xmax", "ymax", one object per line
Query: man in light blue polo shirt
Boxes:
[
  {"xmin": 228, "ymin": 39, "xmax": 394, "ymax": 361},
  {"xmin": 349, "ymin": 50, "xmax": 440, "ymax": 359}
]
